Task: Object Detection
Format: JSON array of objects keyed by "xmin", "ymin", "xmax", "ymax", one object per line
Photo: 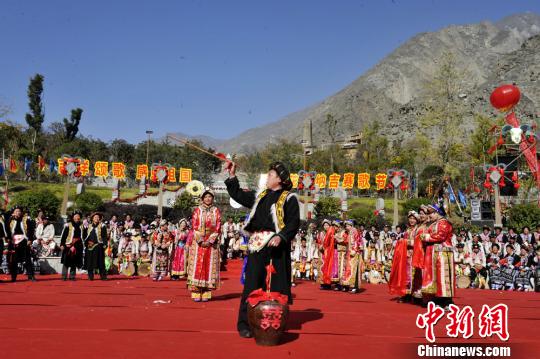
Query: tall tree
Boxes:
[
  {"xmin": 325, "ymin": 113, "xmax": 339, "ymax": 172},
  {"xmin": 418, "ymin": 52, "xmax": 468, "ymax": 179},
  {"xmin": 25, "ymin": 74, "xmax": 45, "ymax": 152},
  {"xmin": 63, "ymin": 108, "xmax": 83, "ymax": 141}
]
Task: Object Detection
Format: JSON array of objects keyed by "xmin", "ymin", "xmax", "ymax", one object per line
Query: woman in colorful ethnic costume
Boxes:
[
  {"xmin": 318, "ymin": 219, "xmax": 336, "ymax": 290},
  {"xmin": 171, "ymin": 218, "xmax": 190, "ymax": 280},
  {"xmin": 411, "ymin": 206, "xmax": 429, "ymax": 302},
  {"xmin": 60, "ymin": 211, "xmax": 84, "ymax": 281},
  {"xmin": 341, "ymin": 220, "xmax": 364, "ymax": 293},
  {"xmin": 225, "ymin": 161, "xmax": 300, "ymax": 339},
  {"xmin": 421, "ymin": 204, "xmax": 455, "ymax": 308},
  {"xmin": 388, "ymin": 211, "xmax": 420, "ymax": 302},
  {"xmin": 335, "ymin": 221, "xmax": 349, "ymax": 291},
  {"xmin": 7, "ymin": 206, "xmax": 36, "ymax": 282},
  {"xmin": 151, "ymin": 220, "xmax": 174, "ymax": 281},
  {"xmin": 83, "ymin": 212, "xmax": 108, "ymax": 281},
  {"xmin": 187, "ymin": 190, "xmax": 221, "ymax": 302}
]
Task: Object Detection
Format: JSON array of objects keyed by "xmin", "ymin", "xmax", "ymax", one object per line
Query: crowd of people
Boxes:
[
  {"xmin": 291, "ymin": 211, "xmax": 540, "ymax": 300},
  {"xmin": 0, "ymin": 188, "xmax": 226, "ymax": 302},
  {"xmin": 1, "ymin": 200, "xmax": 539, "ymax": 302}
]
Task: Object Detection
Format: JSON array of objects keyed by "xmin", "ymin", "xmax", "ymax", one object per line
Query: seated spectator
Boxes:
[
  {"xmin": 487, "ymin": 243, "xmax": 503, "ymax": 290},
  {"xmin": 505, "ymin": 234, "xmax": 521, "ymax": 256},
  {"xmin": 484, "ymin": 233, "xmax": 499, "ymax": 256},
  {"xmin": 494, "ymin": 226, "xmax": 507, "ymax": 243},
  {"xmin": 479, "ymin": 226, "xmax": 491, "ymax": 243},
  {"xmin": 34, "ymin": 216, "xmax": 58, "ymax": 256},
  {"xmin": 515, "ymin": 247, "xmax": 533, "ymax": 291},
  {"xmin": 519, "ymin": 226, "xmax": 533, "ymax": 248},
  {"xmin": 533, "ymin": 225, "xmax": 540, "ymax": 246},
  {"xmin": 454, "ymin": 243, "xmax": 470, "ymax": 279},
  {"xmin": 500, "ymin": 244, "xmax": 520, "ymax": 290},
  {"xmin": 467, "ymin": 234, "xmax": 485, "ymax": 255},
  {"xmin": 467, "ymin": 243, "xmax": 487, "ymax": 288}
]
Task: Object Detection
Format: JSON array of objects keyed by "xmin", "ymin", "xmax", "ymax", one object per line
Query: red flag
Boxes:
[
  {"xmin": 38, "ymin": 155, "xmax": 46, "ymax": 171},
  {"xmin": 9, "ymin": 157, "xmax": 18, "ymax": 173}
]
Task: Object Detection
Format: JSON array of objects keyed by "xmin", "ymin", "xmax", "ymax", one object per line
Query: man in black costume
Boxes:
[
  {"xmin": 6, "ymin": 206, "xmax": 36, "ymax": 282},
  {"xmin": 225, "ymin": 161, "xmax": 300, "ymax": 338},
  {"xmin": 83, "ymin": 212, "xmax": 108, "ymax": 280}
]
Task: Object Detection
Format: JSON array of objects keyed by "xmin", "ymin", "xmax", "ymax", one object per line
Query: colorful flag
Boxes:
[
  {"xmin": 9, "ymin": 157, "xmax": 18, "ymax": 173},
  {"xmin": 458, "ymin": 190, "xmax": 467, "ymax": 209},
  {"xmin": 38, "ymin": 155, "xmax": 46, "ymax": 171},
  {"xmin": 49, "ymin": 159, "xmax": 57, "ymax": 173},
  {"xmin": 0, "ymin": 161, "xmax": 3, "ymax": 177},
  {"xmin": 24, "ymin": 158, "xmax": 33, "ymax": 174}
]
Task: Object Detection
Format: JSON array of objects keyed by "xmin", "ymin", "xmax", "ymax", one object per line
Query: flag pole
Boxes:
[{"xmin": 2, "ymin": 148, "xmax": 8, "ymax": 210}]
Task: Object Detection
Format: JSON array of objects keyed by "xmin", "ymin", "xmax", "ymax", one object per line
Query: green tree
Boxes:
[
  {"xmin": 324, "ymin": 113, "xmax": 339, "ymax": 172},
  {"xmin": 25, "ymin": 74, "xmax": 45, "ymax": 153},
  {"xmin": 314, "ymin": 196, "xmax": 341, "ymax": 219},
  {"xmin": 348, "ymin": 206, "xmax": 376, "ymax": 227},
  {"xmin": 110, "ymin": 139, "xmax": 135, "ymax": 163},
  {"xmin": 74, "ymin": 192, "xmax": 104, "ymax": 214},
  {"xmin": 63, "ymin": 108, "xmax": 83, "ymax": 141},
  {"xmin": 356, "ymin": 121, "xmax": 390, "ymax": 172},
  {"xmin": 418, "ymin": 52, "xmax": 468, "ymax": 179},
  {"xmin": 11, "ymin": 189, "xmax": 61, "ymax": 219},
  {"xmin": 468, "ymin": 114, "xmax": 497, "ymax": 165},
  {"xmin": 507, "ymin": 204, "xmax": 540, "ymax": 230},
  {"xmin": 173, "ymin": 191, "xmax": 197, "ymax": 218}
]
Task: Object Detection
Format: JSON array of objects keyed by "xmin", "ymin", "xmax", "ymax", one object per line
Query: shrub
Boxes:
[
  {"xmin": 507, "ymin": 204, "xmax": 540, "ymax": 230},
  {"xmin": 348, "ymin": 206, "xmax": 377, "ymax": 227},
  {"xmin": 74, "ymin": 192, "xmax": 104, "ymax": 214},
  {"xmin": 11, "ymin": 189, "xmax": 61, "ymax": 219},
  {"xmin": 314, "ymin": 197, "xmax": 341, "ymax": 219},
  {"xmin": 402, "ymin": 197, "xmax": 432, "ymax": 216}
]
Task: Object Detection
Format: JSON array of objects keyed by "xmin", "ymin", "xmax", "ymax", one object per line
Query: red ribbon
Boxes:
[
  {"xmin": 265, "ymin": 263, "xmax": 276, "ymax": 290},
  {"xmin": 246, "ymin": 289, "xmax": 288, "ymax": 307}
]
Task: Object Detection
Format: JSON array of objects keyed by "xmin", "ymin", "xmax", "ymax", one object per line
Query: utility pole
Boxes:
[{"xmin": 145, "ymin": 130, "xmax": 153, "ymax": 165}]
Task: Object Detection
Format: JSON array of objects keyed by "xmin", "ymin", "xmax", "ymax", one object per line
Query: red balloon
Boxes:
[{"xmin": 490, "ymin": 85, "xmax": 521, "ymax": 111}]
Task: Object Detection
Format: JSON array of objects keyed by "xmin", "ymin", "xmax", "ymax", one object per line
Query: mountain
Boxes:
[
  {"xmin": 174, "ymin": 13, "xmax": 540, "ymax": 153},
  {"xmin": 159, "ymin": 132, "xmax": 227, "ymax": 150}
]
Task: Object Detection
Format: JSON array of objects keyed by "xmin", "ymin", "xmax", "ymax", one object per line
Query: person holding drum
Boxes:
[
  {"xmin": 151, "ymin": 220, "xmax": 174, "ymax": 281},
  {"xmin": 6, "ymin": 206, "xmax": 36, "ymax": 282},
  {"xmin": 466, "ymin": 243, "xmax": 487, "ymax": 289},
  {"xmin": 60, "ymin": 211, "xmax": 84, "ymax": 281},
  {"xmin": 118, "ymin": 232, "xmax": 138, "ymax": 277},
  {"xmin": 454, "ymin": 243, "xmax": 471, "ymax": 289}
]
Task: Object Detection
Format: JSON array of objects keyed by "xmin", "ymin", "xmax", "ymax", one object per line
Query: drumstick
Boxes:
[{"xmin": 166, "ymin": 134, "xmax": 233, "ymax": 167}]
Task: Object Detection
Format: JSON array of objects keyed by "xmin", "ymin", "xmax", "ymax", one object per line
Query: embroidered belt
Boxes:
[
  {"xmin": 248, "ymin": 231, "xmax": 275, "ymax": 253},
  {"xmin": 434, "ymin": 244, "xmax": 453, "ymax": 252}
]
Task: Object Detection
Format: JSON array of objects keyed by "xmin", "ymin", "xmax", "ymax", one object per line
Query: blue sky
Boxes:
[{"xmin": 1, "ymin": 0, "xmax": 539, "ymax": 144}]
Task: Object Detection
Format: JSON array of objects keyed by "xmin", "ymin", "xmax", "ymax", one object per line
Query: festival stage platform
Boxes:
[{"xmin": 1, "ymin": 260, "xmax": 538, "ymax": 359}]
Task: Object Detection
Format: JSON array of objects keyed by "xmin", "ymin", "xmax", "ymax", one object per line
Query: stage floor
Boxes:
[{"xmin": 1, "ymin": 260, "xmax": 538, "ymax": 359}]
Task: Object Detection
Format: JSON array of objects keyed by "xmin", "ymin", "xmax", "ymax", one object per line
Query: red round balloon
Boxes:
[{"xmin": 490, "ymin": 84, "xmax": 521, "ymax": 111}]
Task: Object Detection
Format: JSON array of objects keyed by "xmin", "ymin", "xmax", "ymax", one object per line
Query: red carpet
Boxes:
[{"xmin": 1, "ymin": 260, "xmax": 538, "ymax": 359}]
